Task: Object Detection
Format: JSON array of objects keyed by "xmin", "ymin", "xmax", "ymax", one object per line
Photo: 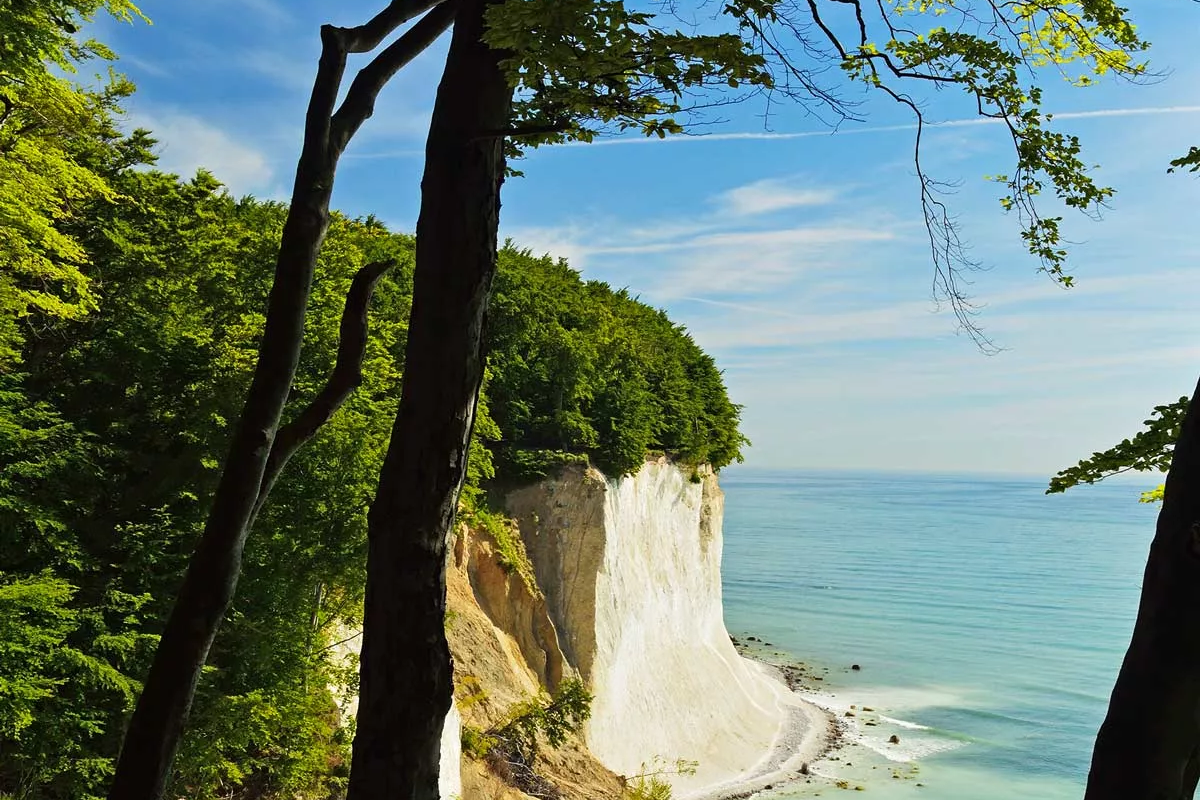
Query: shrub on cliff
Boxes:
[{"xmin": 462, "ymin": 678, "xmax": 593, "ymax": 797}]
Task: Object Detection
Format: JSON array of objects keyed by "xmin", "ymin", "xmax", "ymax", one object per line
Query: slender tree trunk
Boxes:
[
  {"xmin": 107, "ymin": 46, "xmax": 346, "ymax": 800},
  {"xmin": 1085, "ymin": 374, "xmax": 1200, "ymax": 800},
  {"xmin": 108, "ymin": 7, "xmax": 453, "ymax": 798},
  {"xmin": 346, "ymin": 1, "xmax": 512, "ymax": 796}
]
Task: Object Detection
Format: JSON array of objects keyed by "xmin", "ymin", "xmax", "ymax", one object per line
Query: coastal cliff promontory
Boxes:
[{"xmin": 437, "ymin": 458, "xmax": 829, "ymax": 798}]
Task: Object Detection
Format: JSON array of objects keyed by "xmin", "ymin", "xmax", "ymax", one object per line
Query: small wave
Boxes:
[
  {"xmin": 854, "ymin": 732, "xmax": 967, "ymax": 763},
  {"xmin": 877, "ymin": 714, "xmax": 931, "ymax": 730},
  {"xmin": 802, "ymin": 689, "xmax": 968, "ymax": 765}
]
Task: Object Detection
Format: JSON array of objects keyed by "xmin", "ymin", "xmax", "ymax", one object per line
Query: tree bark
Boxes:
[
  {"xmin": 1085, "ymin": 374, "xmax": 1200, "ymax": 800},
  {"xmin": 346, "ymin": 0, "xmax": 512, "ymax": 796},
  {"xmin": 107, "ymin": 5, "xmax": 452, "ymax": 798}
]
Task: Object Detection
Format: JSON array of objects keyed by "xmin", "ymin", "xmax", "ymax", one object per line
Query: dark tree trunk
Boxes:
[
  {"xmin": 346, "ymin": 0, "xmax": 512, "ymax": 796},
  {"xmin": 107, "ymin": 6, "xmax": 452, "ymax": 798},
  {"xmin": 107, "ymin": 43, "xmax": 346, "ymax": 800},
  {"xmin": 1085, "ymin": 374, "xmax": 1200, "ymax": 800}
]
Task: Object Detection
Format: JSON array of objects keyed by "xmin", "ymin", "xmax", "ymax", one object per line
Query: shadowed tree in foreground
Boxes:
[
  {"xmin": 1081, "ymin": 374, "xmax": 1200, "ymax": 800},
  {"xmin": 105, "ymin": 3, "xmax": 455, "ymax": 798}
]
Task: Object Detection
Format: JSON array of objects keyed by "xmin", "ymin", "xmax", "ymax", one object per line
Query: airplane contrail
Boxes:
[{"xmin": 571, "ymin": 104, "xmax": 1200, "ymax": 147}]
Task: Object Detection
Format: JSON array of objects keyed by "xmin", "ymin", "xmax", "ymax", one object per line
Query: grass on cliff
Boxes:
[{"xmin": 459, "ymin": 503, "xmax": 540, "ymax": 596}]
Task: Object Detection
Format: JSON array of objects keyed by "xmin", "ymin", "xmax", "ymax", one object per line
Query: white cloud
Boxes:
[
  {"xmin": 132, "ymin": 111, "xmax": 275, "ymax": 195},
  {"xmin": 502, "ymin": 175, "xmax": 901, "ymax": 299},
  {"xmin": 501, "ymin": 224, "xmax": 595, "ymax": 269},
  {"xmin": 719, "ymin": 178, "xmax": 837, "ymax": 216}
]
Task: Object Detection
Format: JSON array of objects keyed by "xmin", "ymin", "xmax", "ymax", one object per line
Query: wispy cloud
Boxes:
[
  {"xmin": 719, "ymin": 178, "xmax": 838, "ymax": 216},
  {"xmin": 130, "ymin": 110, "xmax": 274, "ymax": 195},
  {"xmin": 241, "ymin": 49, "xmax": 318, "ymax": 93}
]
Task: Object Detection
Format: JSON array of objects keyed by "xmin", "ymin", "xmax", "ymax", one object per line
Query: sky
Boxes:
[{"xmin": 87, "ymin": 0, "xmax": 1200, "ymax": 477}]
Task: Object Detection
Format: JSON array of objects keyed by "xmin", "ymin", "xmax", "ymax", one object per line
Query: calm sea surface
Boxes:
[{"xmin": 719, "ymin": 469, "xmax": 1155, "ymax": 799}]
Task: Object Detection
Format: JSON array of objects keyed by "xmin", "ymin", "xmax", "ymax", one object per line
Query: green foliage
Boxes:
[
  {"xmin": 0, "ymin": 573, "xmax": 149, "ymax": 800},
  {"xmin": 502, "ymin": 449, "xmax": 591, "ymax": 481},
  {"xmin": 487, "ymin": 247, "xmax": 747, "ymax": 478},
  {"xmin": 455, "ymin": 674, "xmax": 489, "ymax": 712},
  {"xmin": 0, "ymin": 1, "xmax": 145, "ymax": 79},
  {"xmin": 461, "ymin": 725, "xmax": 499, "ymax": 759},
  {"xmin": 492, "ymin": 678, "xmax": 593, "ymax": 764},
  {"xmin": 821, "ymin": 0, "xmax": 1147, "ymax": 285},
  {"xmin": 1168, "ymin": 147, "xmax": 1200, "ymax": 174},
  {"xmin": 485, "ymin": 0, "xmax": 773, "ymax": 155},
  {"xmin": 622, "ymin": 758, "xmax": 699, "ymax": 800},
  {"xmin": 461, "ymin": 505, "xmax": 541, "ymax": 595},
  {"xmin": 0, "ymin": 158, "xmax": 411, "ymax": 796},
  {"xmin": 0, "ymin": 0, "xmax": 148, "ymax": 366},
  {"xmin": 1047, "ymin": 397, "xmax": 1188, "ymax": 502},
  {"xmin": 172, "ymin": 687, "xmax": 350, "ymax": 799},
  {"xmin": 625, "ymin": 775, "xmax": 673, "ymax": 800}
]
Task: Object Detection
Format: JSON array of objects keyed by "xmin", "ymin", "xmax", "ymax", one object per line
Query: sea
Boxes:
[{"xmin": 719, "ymin": 468, "xmax": 1157, "ymax": 799}]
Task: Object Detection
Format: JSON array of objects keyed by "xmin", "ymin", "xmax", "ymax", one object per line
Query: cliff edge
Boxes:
[{"xmin": 505, "ymin": 458, "xmax": 811, "ymax": 797}]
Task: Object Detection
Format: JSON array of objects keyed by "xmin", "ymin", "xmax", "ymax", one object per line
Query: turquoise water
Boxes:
[{"xmin": 719, "ymin": 469, "xmax": 1155, "ymax": 799}]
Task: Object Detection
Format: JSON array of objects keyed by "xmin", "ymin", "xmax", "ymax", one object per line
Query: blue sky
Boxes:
[{"xmin": 90, "ymin": 0, "xmax": 1200, "ymax": 476}]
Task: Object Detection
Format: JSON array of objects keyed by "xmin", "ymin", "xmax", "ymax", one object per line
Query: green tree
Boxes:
[
  {"xmin": 103, "ymin": 5, "xmax": 455, "ymax": 798},
  {"xmin": 0, "ymin": 574, "xmax": 145, "ymax": 800},
  {"xmin": 482, "ymin": 249, "xmax": 745, "ymax": 479},
  {"xmin": 2, "ymin": 142, "xmax": 422, "ymax": 796},
  {"xmin": 0, "ymin": 0, "xmax": 145, "ymax": 365}
]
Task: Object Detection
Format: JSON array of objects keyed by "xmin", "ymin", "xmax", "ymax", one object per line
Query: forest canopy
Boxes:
[{"xmin": 0, "ymin": 41, "xmax": 743, "ymax": 795}]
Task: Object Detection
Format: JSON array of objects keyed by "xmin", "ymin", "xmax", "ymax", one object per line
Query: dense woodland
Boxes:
[
  {"xmin": 0, "ymin": 11, "xmax": 744, "ymax": 798},
  {"xmin": 7, "ymin": 0, "xmax": 1200, "ymax": 798}
]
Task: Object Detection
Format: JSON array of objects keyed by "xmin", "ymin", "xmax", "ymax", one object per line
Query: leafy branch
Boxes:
[{"xmin": 1047, "ymin": 396, "xmax": 1189, "ymax": 498}]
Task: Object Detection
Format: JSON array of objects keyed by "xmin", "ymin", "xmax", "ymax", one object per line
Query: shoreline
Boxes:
[{"xmin": 681, "ymin": 651, "xmax": 846, "ymax": 800}]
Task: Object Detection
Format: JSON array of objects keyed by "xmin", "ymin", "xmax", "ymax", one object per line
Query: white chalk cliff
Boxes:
[
  {"xmin": 341, "ymin": 457, "xmax": 821, "ymax": 799},
  {"xmin": 506, "ymin": 459, "xmax": 798, "ymax": 796}
]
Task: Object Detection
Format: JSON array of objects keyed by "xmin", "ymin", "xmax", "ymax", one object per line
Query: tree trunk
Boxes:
[
  {"xmin": 346, "ymin": 1, "xmax": 512, "ymax": 796},
  {"xmin": 1085, "ymin": 374, "xmax": 1200, "ymax": 800},
  {"xmin": 106, "ymin": 43, "xmax": 346, "ymax": 800},
  {"xmin": 107, "ymin": 6, "xmax": 453, "ymax": 796}
]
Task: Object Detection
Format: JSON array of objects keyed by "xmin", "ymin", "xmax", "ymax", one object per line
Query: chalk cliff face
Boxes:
[
  {"xmin": 506, "ymin": 459, "xmax": 791, "ymax": 796},
  {"xmin": 445, "ymin": 512, "xmax": 625, "ymax": 799},
  {"xmin": 343, "ymin": 458, "xmax": 799, "ymax": 799}
]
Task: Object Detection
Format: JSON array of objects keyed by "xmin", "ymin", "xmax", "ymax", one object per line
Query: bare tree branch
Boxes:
[
  {"xmin": 338, "ymin": 0, "xmax": 448, "ymax": 52},
  {"xmin": 331, "ymin": 0, "xmax": 461, "ymax": 149},
  {"xmin": 250, "ymin": 259, "xmax": 397, "ymax": 522}
]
